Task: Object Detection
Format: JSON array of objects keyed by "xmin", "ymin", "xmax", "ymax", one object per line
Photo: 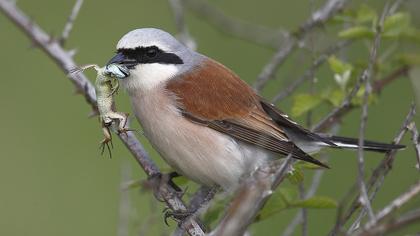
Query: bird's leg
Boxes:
[
  {"xmin": 147, "ymin": 172, "xmax": 184, "ymax": 203},
  {"xmin": 163, "ymin": 186, "xmax": 217, "ymax": 228}
]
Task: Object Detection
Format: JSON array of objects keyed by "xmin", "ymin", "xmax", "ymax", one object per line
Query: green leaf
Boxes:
[
  {"xmin": 338, "ymin": 26, "xmax": 374, "ymax": 39},
  {"xmin": 292, "ymin": 94, "xmax": 322, "ymax": 117},
  {"xmin": 328, "ymin": 56, "xmax": 353, "ymax": 75},
  {"xmin": 383, "ymin": 12, "xmax": 410, "ymax": 38},
  {"xmin": 287, "ymin": 167, "xmax": 304, "ymax": 185},
  {"xmin": 324, "ymin": 89, "xmax": 345, "ymax": 107},
  {"xmin": 291, "ymin": 196, "xmax": 338, "ymax": 209}
]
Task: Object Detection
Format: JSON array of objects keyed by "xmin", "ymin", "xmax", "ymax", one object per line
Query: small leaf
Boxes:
[
  {"xmin": 287, "ymin": 168, "xmax": 304, "ymax": 185},
  {"xmin": 324, "ymin": 89, "xmax": 345, "ymax": 107},
  {"xmin": 338, "ymin": 26, "xmax": 374, "ymax": 39},
  {"xmin": 328, "ymin": 56, "xmax": 353, "ymax": 75},
  {"xmin": 291, "ymin": 196, "xmax": 338, "ymax": 209},
  {"xmin": 292, "ymin": 94, "xmax": 322, "ymax": 117},
  {"xmin": 383, "ymin": 12, "xmax": 410, "ymax": 37}
]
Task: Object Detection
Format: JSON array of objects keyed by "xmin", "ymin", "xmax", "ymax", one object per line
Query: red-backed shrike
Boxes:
[{"xmin": 107, "ymin": 28, "xmax": 403, "ymax": 190}]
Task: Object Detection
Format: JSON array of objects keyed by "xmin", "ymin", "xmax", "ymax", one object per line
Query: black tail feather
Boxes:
[{"xmin": 328, "ymin": 135, "xmax": 405, "ymax": 152}]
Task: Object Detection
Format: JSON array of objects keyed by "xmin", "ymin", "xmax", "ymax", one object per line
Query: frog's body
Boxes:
[
  {"xmin": 72, "ymin": 64, "xmax": 129, "ymax": 151},
  {"xmin": 94, "ymin": 66, "xmax": 128, "ymax": 147}
]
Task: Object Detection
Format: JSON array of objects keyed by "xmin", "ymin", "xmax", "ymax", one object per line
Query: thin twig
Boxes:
[
  {"xmin": 328, "ymin": 104, "xmax": 416, "ymax": 236},
  {"xmin": 172, "ymin": 186, "xmax": 218, "ymax": 236},
  {"xmin": 0, "ymin": 1, "xmax": 205, "ymax": 235},
  {"xmin": 254, "ymin": 0, "xmax": 348, "ymax": 91},
  {"xmin": 355, "ymin": 208, "xmax": 420, "ymax": 236},
  {"xmin": 356, "ymin": 3, "xmax": 390, "ymax": 225},
  {"xmin": 59, "ymin": 0, "xmax": 84, "ymax": 46},
  {"xmin": 371, "ymin": 180, "xmax": 420, "ymax": 225}
]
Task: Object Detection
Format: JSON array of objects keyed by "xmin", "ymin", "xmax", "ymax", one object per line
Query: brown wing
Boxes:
[{"xmin": 166, "ymin": 59, "xmax": 328, "ymax": 168}]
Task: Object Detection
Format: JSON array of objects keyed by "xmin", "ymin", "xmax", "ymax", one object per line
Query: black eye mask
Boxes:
[{"xmin": 118, "ymin": 46, "xmax": 184, "ymax": 65}]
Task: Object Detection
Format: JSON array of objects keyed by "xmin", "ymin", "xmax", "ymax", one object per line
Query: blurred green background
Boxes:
[{"xmin": 1, "ymin": 0, "xmax": 419, "ymax": 235}]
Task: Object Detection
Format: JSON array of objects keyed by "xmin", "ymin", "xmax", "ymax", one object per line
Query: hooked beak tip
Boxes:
[{"xmin": 106, "ymin": 52, "xmax": 126, "ymax": 66}]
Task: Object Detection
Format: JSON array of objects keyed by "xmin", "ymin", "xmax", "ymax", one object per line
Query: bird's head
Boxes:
[{"xmin": 107, "ymin": 28, "xmax": 200, "ymax": 92}]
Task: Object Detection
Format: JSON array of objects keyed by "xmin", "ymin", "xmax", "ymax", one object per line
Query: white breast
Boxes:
[{"xmin": 126, "ymin": 85, "xmax": 272, "ymax": 190}]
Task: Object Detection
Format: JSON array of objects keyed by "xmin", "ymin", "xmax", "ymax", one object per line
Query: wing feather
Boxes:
[{"xmin": 166, "ymin": 58, "xmax": 328, "ymax": 168}]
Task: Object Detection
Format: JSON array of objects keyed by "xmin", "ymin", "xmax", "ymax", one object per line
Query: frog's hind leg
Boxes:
[{"xmin": 100, "ymin": 123, "xmax": 113, "ymax": 158}]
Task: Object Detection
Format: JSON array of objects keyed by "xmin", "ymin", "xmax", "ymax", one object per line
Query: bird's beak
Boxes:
[{"xmin": 106, "ymin": 52, "xmax": 137, "ymax": 69}]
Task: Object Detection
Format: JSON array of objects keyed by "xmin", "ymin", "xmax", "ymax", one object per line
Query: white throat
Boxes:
[{"xmin": 122, "ymin": 63, "xmax": 179, "ymax": 92}]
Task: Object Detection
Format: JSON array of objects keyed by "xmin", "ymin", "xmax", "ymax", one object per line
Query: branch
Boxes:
[
  {"xmin": 254, "ymin": 0, "xmax": 348, "ymax": 91},
  {"xmin": 172, "ymin": 186, "xmax": 218, "ymax": 236},
  {"xmin": 59, "ymin": 0, "xmax": 84, "ymax": 46},
  {"xmin": 182, "ymin": 0, "xmax": 287, "ymax": 49},
  {"xmin": 0, "ymin": 1, "xmax": 205, "ymax": 235},
  {"xmin": 370, "ymin": 180, "xmax": 420, "ymax": 225},
  {"xmin": 210, "ymin": 155, "xmax": 293, "ymax": 236},
  {"xmin": 356, "ymin": 3, "xmax": 389, "ymax": 225},
  {"xmin": 354, "ymin": 208, "xmax": 420, "ymax": 236},
  {"xmin": 328, "ymin": 104, "xmax": 416, "ymax": 235}
]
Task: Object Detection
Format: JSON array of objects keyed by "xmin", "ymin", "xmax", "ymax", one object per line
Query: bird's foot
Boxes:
[
  {"xmin": 99, "ymin": 137, "xmax": 113, "ymax": 158},
  {"xmin": 147, "ymin": 172, "xmax": 185, "ymax": 202},
  {"xmin": 163, "ymin": 208, "xmax": 195, "ymax": 226}
]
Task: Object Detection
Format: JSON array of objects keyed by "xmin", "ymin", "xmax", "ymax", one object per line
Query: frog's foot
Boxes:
[
  {"xmin": 100, "ymin": 124, "xmax": 113, "ymax": 158},
  {"xmin": 99, "ymin": 137, "xmax": 113, "ymax": 158}
]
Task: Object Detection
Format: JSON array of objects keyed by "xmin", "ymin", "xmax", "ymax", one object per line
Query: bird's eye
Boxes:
[{"xmin": 146, "ymin": 48, "xmax": 158, "ymax": 58}]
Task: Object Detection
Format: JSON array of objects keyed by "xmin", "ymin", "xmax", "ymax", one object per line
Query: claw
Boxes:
[{"xmin": 163, "ymin": 209, "xmax": 193, "ymax": 226}]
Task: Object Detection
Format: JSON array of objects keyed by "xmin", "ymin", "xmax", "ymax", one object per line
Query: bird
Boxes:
[{"xmin": 106, "ymin": 28, "xmax": 404, "ymax": 191}]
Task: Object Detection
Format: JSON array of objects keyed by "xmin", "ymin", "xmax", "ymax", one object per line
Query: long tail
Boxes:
[{"xmin": 326, "ymin": 135, "xmax": 405, "ymax": 152}]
